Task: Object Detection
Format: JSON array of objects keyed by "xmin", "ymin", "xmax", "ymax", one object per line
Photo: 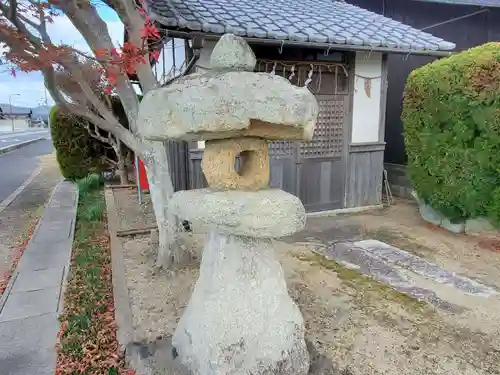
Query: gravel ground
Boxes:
[
  {"xmin": 0, "ymin": 152, "xmax": 62, "ymax": 279},
  {"xmin": 113, "ymin": 188, "xmax": 156, "ymax": 232},
  {"xmin": 114, "ymin": 194, "xmax": 500, "ymax": 375}
]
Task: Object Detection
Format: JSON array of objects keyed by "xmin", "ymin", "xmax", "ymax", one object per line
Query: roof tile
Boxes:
[
  {"xmin": 412, "ymin": 0, "xmax": 500, "ymax": 7},
  {"xmin": 147, "ymin": 0, "xmax": 456, "ymax": 52}
]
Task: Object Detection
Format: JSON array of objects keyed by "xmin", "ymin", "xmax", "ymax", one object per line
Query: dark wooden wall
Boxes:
[{"xmin": 348, "ymin": 0, "xmax": 500, "ymax": 164}]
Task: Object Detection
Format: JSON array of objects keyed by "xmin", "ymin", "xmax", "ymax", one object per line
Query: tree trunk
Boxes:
[
  {"xmin": 116, "ymin": 140, "xmax": 129, "ymax": 185},
  {"xmin": 142, "ymin": 140, "xmax": 189, "ymax": 270}
]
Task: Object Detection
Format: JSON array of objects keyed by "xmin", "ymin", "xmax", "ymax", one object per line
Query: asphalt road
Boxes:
[
  {"xmin": 0, "ymin": 129, "xmax": 50, "ymax": 149},
  {"xmin": 0, "ymin": 138, "xmax": 54, "ymax": 203}
]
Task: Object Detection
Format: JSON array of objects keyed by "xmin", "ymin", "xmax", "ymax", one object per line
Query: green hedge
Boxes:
[
  {"xmin": 50, "ymin": 106, "xmax": 110, "ymax": 180},
  {"xmin": 403, "ymin": 42, "xmax": 500, "ymax": 225}
]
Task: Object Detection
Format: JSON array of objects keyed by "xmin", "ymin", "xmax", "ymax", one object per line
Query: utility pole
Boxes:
[{"xmin": 9, "ymin": 93, "xmax": 20, "ymax": 132}]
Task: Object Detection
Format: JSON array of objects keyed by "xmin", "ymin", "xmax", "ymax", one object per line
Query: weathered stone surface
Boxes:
[
  {"xmin": 125, "ymin": 337, "xmax": 336, "ymax": 375},
  {"xmin": 137, "ymin": 35, "xmax": 318, "ymax": 142},
  {"xmin": 465, "ymin": 217, "xmax": 497, "ymax": 235},
  {"xmin": 172, "ymin": 232, "xmax": 309, "ymax": 375},
  {"xmin": 202, "ymin": 137, "xmax": 269, "ymax": 190},
  {"xmin": 440, "ymin": 218, "xmax": 465, "ymax": 234},
  {"xmin": 210, "ymin": 33, "xmax": 256, "ymax": 72},
  {"xmin": 138, "ymin": 71, "xmax": 318, "ymax": 142},
  {"xmin": 168, "ymin": 188, "xmax": 306, "ymax": 238}
]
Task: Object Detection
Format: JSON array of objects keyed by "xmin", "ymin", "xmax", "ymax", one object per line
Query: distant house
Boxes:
[
  {"xmin": 0, "ymin": 104, "xmax": 32, "ymax": 120},
  {"xmin": 347, "ymin": 0, "xmax": 500, "ymax": 197},
  {"xmin": 144, "ymin": 0, "xmax": 455, "ymax": 212}
]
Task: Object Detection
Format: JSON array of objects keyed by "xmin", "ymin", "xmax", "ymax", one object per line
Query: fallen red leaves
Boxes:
[
  {"xmin": 0, "ymin": 218, "xmax": 40, "ymax": 296},
  {"xmin": 55, "ymin": 191, "xmax": 134, "ymax": 375}
]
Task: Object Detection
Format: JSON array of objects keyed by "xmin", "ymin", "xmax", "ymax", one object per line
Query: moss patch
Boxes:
[
  {"xmin": 361, "ymin": 228, "xmax": 433, "ymax": 257},
  {"xmin": 295, "ymin": 252, "xmax": 429, "ymax": 314}
]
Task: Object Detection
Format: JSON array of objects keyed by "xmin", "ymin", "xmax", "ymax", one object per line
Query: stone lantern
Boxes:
[{"xmin": 137, "ymin": 34, "xmax": 319, "ymax": 375}]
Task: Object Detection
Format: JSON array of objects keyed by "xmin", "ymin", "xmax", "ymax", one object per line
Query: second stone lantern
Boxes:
[{"xmin": 137, "ymin": 34, "xmax": 319, "ymax": 375}]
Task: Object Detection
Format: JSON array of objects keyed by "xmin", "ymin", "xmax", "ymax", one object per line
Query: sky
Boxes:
[{"xmin": 0, "ymin": 4, "xmax": 184, "ymax": 108}]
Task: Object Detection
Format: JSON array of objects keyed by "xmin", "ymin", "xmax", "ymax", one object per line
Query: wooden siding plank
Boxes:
[
  {"xmin": 346, "ymin": 150, "xmax": 384, "ymax": 207},
  {"xmin": 320, "ymin": 161, "xmax": 332, "ymax": 203}
]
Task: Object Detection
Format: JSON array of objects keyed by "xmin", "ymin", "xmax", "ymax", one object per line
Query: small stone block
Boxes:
[
  {"xmin": 209, "ymin": 33, "xmax": 256, "ymax": 72},
  {"xmin": 0, "ymin": 287, "xmax": 60, "ymax": 322},
  {"xmin": 418, "ymin": 202, "xmax": 444, "ymax": 226},
  {"xmin": 465, "ymin": 217, "xmax": 496, "ymax": 235},
  {"xmin": 202, "ymin": 137, "xmax": 269, "ymax": 190},
  {"xmin": 440, "ymin": 218, "xmax": 465, "ymax": 234}
]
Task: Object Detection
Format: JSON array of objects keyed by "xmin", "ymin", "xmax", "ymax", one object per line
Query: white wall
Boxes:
[
  {"xmin": 351, "ymin": 52, "xmax": 383, "ymax": 144},
  {"xmin": 0, "ymin": 119, "xmax": 29, "ymax": 131}
]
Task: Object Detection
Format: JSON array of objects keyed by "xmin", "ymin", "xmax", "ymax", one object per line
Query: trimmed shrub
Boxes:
[
  {"xmin": 50, "ymin": 106, "xmax": 110, "ymax": 180},
  {"xmin": 403, "ymin": 42, "xmax": 500, "ymax": 225}
]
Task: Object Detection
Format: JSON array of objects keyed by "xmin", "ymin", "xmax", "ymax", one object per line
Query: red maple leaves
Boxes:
[
  {"xmin": 94, "ymin": 6, "xmax": 161, "ymax": 93},
  {"xmin": 2, "ymin": 2, "xmax": 161, "ymax": 96}
]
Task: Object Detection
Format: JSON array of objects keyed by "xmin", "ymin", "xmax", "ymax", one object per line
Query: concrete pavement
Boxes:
[
  {"xmin": 0, "ymin": 139, "xmax": 53, "ymax": 203},
  {"xmin": 0, "ymin": 129, "xmax": 49, "ymax": 149},
  {"xmin": 0, "ymin": 181, "xmax": 78, "ymax": 375}
]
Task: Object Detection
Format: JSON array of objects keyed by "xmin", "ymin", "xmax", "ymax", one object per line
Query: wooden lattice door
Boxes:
[
  {"xmin": 257, "ymin": 61, "xmax": 349, "ymax": 212},
  {"xmin": 298, "ymin": 93, "xmax": 347, "ymax": 211}
]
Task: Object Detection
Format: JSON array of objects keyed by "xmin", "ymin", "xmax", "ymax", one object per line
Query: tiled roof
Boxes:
[
  {"xmin": 412, "ymin": 0, "xmax": 500, "ymax": 7},
  {"xmin": 146, "ymin": 0, "xmax": 456, "ymax": 52}
]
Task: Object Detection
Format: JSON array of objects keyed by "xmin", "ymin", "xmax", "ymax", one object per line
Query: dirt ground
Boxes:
[{"xmin": 112, "ymin": 189, "xmax": 500, "ymax": 375}]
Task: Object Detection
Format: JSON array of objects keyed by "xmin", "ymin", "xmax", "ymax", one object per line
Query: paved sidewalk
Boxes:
[
  {"xmin": 0, "ymin": 181, "xmax": 78, "ymax": 375},
  {"xmin": 0, "ymin": 149, "xmax": 61, "ymax": 277}
]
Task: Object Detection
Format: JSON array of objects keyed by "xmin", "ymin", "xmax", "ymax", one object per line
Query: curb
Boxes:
[
  {"xmin": 105, "ymin": 188, "xmax": 136, "ymax": 350},
  {"xmin": 0, "ymin": 181, "xmax": 78, "ymax": 315},
  {"xmin": 105, "ymin": 187, "xmax": 186, "ymax": 374},
  {"xmin": 0, "ymin": 136, "xmax": 45, "ymax": 154},
  {"xmin": 306, "ymin": 204, "xmax": 385, "ymax": 218},
  {"xmin": 0, "ymin": 178, "xmax": 52, "ymax": 313},
  {"xmin": 57, "ymin": 181, "xmax": 79, "ymax": 314},
  {"xmin": 0, "ymin": 166, "xmax": 42, "ymax": 214}
]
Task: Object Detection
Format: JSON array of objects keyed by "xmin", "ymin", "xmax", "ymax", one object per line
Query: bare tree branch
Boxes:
[
  {"xmin": 55, "ymin": 1, "xmax": 142, "ymax": 129},
  {"xmin": 102, "ymin": 155, "xmax": 118, "ymax": 167},
  {"xmin": 7, "ymin": 0, "xmax": 17, "ymax": 23},
  {"xmin": 17, "ymin": 13, "xmax": 40, "ymax": 31}
]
